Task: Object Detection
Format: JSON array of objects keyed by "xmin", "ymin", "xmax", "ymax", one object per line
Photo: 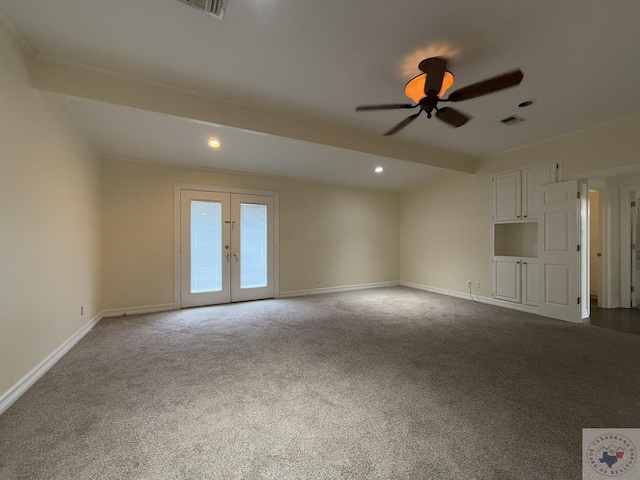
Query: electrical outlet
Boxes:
[
  {"xmin": 467, "ymin": 281, "xmax": 472, "ymax": 287},
  {"xmin": 315, "ymin": 276, "xmax": 320, "ymax": 284},
  {"xmin": 475, "ymin": 281, "xmax": 480, "ymax": 289}
]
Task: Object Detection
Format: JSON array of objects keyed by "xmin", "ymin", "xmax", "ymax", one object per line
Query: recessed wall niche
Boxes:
[{"xmin": 494, "ymin": 222, "xmax": 538, "ymax": 258}]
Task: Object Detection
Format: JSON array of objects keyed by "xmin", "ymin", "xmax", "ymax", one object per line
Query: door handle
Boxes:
[{"xmin": 233, "ymin": 252, "xmax": 239, "ymax": 258}]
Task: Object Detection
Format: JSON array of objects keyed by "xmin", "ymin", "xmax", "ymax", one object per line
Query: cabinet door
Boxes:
[
  {"xmin": 493, "ymin": 257, "xmax": 522, "ymax": 303},
  {"xmin": 493, "ymin": 171, "xmax": 522, "ymax": 221},
  {"xmin": 522, "ymin": 164, "xmax": 558, "ymax": 220},
  {"xmin": 522, "ymin": 260, "xmax": 538, "ymax": 306}
]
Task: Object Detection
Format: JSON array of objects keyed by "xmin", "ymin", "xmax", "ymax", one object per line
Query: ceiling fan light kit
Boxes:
[
  {"xmin": 356, "ymin": 56, "xmax": 524, "ymax": 136},
  {"xmin": 404, "ymin": 71, "xmax": 455, "ymax": 103}
]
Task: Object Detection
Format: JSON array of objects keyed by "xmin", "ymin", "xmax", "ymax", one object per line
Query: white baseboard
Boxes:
[
  {"xmin": 280, "ymin": 281, "xmax": 400, "ymax": 298},
  {"xmin": 102, "ymin": 303, "xmax": 176, "ymax": 318},
  {"xmin": 400, "ymin": 281, "xmax": 538, "ymax": 315},
  {"xmin": 401, "ymin": 281, "xmax": 474, "ymax": 301},
  {"xmin": 0, "ymin": 311, "xmax": 104, "ymax": 416}
]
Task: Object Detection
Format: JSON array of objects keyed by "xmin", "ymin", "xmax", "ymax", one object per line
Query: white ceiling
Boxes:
[
  {"xmin": 66, "ymin": 98, "xmax": 440, "ymax": 190},
  {"xmin": 2, "ymin": 0, "xmax": 640, "ymax": 189}
]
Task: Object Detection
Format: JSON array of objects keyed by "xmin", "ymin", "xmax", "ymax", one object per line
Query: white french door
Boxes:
[
  {"xmin": 230, "ymin": 194, "xmax": 275, "ymax": 302},
  {"xmin": 179, "ymin": 189, "xmax": 275, "ymax": 308}
]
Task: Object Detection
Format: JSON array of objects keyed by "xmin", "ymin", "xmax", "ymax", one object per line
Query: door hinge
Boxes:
[
  {"xmin": 577, "ymin": 191, "xmax": 581, "ymax": 199},
  {"xmin": 632, "ymin": 286, "xmax": 635, "ymax": 292},
  {"xmin": 577, "ymin": 244, "xmax": 581, "ymax": 252},
  {"xmin": 577, "ymin": 297, "xmax": 581, "ymax": 305},
  {"xmin": 632, "ymin": 201, "xmax": 637, "ymax": 207}
]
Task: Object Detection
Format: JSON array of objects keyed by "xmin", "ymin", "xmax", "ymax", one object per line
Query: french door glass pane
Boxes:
[
  {"xmin": 240, "ymin": 203, "xmax": 267, "ymax": 289},
  {"xmin": 191, "ymin": 200, "xmax": 222, "ymax": 293}
]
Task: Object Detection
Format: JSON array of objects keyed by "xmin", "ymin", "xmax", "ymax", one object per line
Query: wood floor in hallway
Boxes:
[{"xmin": 585, "ymin": 301, "xmax": 640, "ymax": 336}]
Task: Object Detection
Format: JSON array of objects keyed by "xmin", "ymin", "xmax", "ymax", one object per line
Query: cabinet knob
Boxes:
[
  {"xmin": 523, "ymin": 215, "xmax": 527, "ymax": 218},
  {"xmin": 517, "ymin": 215, "xmax": 521, "ymax": 218},
  {"xmin": 523, "ymin": 262, "xmax": 527, "ymax": 265}
]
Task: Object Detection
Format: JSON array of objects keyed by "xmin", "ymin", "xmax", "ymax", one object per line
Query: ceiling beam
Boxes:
[{"xmin": 30, "ymin": 56, "xmax": 474, "ymax": 173}]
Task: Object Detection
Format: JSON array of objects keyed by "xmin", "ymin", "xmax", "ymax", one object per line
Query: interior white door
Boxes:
[
  {"xmin": 180, "ymin": 190, "xmax": 275, "ymax": 307},
  {"xmin": 180, "ymin": 190, "xmax": 231, "ymax": 307},
  {"xmin": 589, "ymin": 190, "xmax": 601, "ymax": 300},
  {"xmin": 632, "ymin": 192, "xmax": 640, "ymax": 308},
  {"xmin": 537, "ymin": 180, "xmax": 581, "ymax": 323},
  {"xmin": 230, "ymin": 194, "xmax": 275, "ymax": 302}
]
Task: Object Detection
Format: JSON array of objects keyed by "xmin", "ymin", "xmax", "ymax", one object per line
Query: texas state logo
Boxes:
[{"xmin": 584, "ymin": 430, "xmax": 637, "ymax": 478}]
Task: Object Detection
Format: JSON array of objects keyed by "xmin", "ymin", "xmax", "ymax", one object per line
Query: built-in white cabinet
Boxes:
[
  {"xmin": 493, "ymin": 171, "xmax": 522, "ymax": 221},
  {"xmin": 521, "ymin": 259, "xmax": 538, "ymax": 307},
  {"xmin": 491, "ymin": 163, "xmax": 558, "ymax": 309},
  {"xmin": 492, "ymin": 163, "xmax": 558, "ymax": 222},
  {"xmin": 493, "ymin": 256, "xmax": 521, "ymax": 303},
  {"xmin": 492, "ymin": 257, "xmax": 538, "ymax": 306}
]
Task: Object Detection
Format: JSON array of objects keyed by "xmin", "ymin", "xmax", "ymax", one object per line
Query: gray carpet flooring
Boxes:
[{"xmin": 1, "ymin": 287, "xmax": 639, "ymax": 479}]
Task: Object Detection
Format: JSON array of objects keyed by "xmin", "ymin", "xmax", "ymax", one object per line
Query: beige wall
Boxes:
[
  {"xmin": 400, "ymin": 115, "xmax": 640, "ymax": 297},
  {"xmin": 0, "ymin": 21, "xmax": 102, "ymax": 396},
  {"xmin": 401, "ymin": 172, "xmax": 489, "ymax": 293},
  {"xmin": 102, "ymin": 160, "xmax": 400, "ymax": 310}
]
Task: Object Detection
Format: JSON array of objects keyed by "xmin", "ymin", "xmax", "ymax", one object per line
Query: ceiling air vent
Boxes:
[
  {"xmin": 176, "ymin": 0, "xmax": 226, "ymax": 19},
  {"xmin": 500, "ymin": 115, "xmax": 526, "ymax": 126}
]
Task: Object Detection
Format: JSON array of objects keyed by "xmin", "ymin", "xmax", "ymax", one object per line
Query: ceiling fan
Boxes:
[{"xmin": 355, "ymin": 57, "xmax": 523, "ymax": 135}]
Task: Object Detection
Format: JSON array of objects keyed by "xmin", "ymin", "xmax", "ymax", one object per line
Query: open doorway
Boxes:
[{"xmin": 580, "ymin": 170, "xmax": 640, "ymax": 311}]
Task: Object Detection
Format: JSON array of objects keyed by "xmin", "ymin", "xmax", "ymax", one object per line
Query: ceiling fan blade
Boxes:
[
  {"xmin": 447, "ymin": 69, "xmax": 524, "ymax": 102},
  {"xmin": 419, "ymin": 57, "xmax": 447, "ymax": 96},
  {"xmin": 355, "ymin": 103, "xmax": 415, "ymax": 111},
  {"xmin": 383, "ymin": 112, "xmax": 421, "ymax": 136},
  {"xmin": 436, "ymin": 107, "xmax": 471, "ymax": 127}
]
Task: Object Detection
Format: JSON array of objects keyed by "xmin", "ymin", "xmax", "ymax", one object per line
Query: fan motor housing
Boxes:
[{"xmin": 420, "ymin": 93, "xmax": 439, "ymax": 114}]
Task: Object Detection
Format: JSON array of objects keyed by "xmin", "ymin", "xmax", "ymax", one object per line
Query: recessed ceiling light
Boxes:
[
  {"xmin": 375, "ymin": 166, "xmax": 384, "ymax": 173},
  {"xmin": 518, "ymin": 99, "xmax": 536, "ymax": 108},
  {"xmin": 207, "ymin": 137, "xmax": 221, "ymax": 148}
]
